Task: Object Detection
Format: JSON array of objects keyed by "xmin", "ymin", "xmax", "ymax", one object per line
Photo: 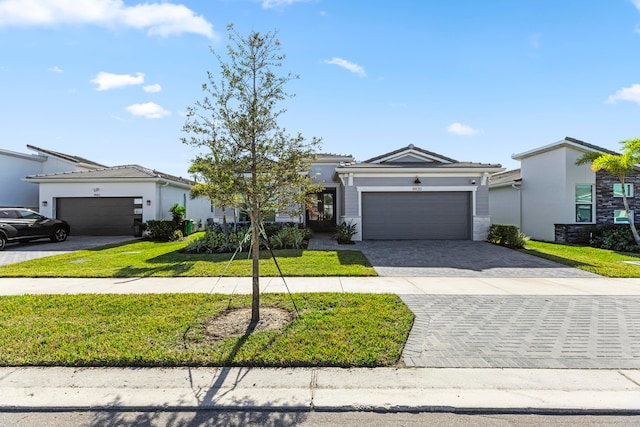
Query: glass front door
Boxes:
[{"xmin": 306, "ymin": 189, "xmax": 336, "ymax": 231}]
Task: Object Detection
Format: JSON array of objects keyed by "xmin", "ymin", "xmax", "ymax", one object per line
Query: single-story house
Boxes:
[
  {"xmin": 209, "ymin": 144, "xmax": 503, "ymax": 241},
  {"xmin": 1, "ymin": 145, "xmax": 212, "ymax": 236},
  {"xmin": 26, "ymin": 165, "xmax": 212, "ymax": 235},
  {"xmin": 489, "ymin": 136, "xmax": 638, "ymax": 242}
]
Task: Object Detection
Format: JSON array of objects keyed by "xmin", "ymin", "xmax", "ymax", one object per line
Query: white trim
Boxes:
[
  {"xmin": 356, "ymin": 186, "xmax": 478, "ymax": 217},
  {"xmin": 335, "ymin": 168, "xmax": 502, "ymax": 176}
]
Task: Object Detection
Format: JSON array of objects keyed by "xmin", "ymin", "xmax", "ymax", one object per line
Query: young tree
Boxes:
[
  {"xmin": 575, "ymin": 138, "xmax": 640, "ymax": 245},
  {"xmin": 181, "ymin": 25, "xmax": 321, "ymax": 324}
]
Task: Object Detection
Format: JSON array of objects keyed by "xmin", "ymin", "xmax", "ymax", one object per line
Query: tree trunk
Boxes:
[
  {"xmin": 621, "ymin": 191, "xmax": 640, "ymax": 245},
  {"xmin": 250, "ymin": 208, "xmax": 260, "ymax": 324}
]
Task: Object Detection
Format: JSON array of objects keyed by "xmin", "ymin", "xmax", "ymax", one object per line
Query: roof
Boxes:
[
  {"xmin": 26, "ymin": 144, "xmax": 108, "ymax": 169},
  {"xmin": 25, "ymin": 165, "xmax": 195, "ymax": 186},
  {"xmin": 512, "ymin": 137, "xmax": 619, "ymax": 160},
  {"xmin": 488, "ymin": 169, "xmax": 522, "ymax": 187},
  {"xmin": 363, "ymin": 144, "xmax": 458, "ymax": 164}
]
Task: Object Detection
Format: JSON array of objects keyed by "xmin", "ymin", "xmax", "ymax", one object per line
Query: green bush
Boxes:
[
  {"xmin": 487, "ymin": 224, "xmax": 528, "ymax": 249},
  {"xmin": 583, "ymin": 224, "xmax": 640, "ymax": 253},
  {"xmin": 146, "ymin": 220, "xmax": 183, "ymax": 242},
  {"xmin": 184, "ymin": 223, "xmax": 309, "ymax": 253},
  {"xmin": 333, "ymin": 221, "xmax": 357, "ymax": 244}
]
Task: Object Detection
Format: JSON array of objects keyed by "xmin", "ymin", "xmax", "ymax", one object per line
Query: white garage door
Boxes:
[
  {"xmin": 362, "ymin": 192, "xmax": 471, "ymax": 240},
  {"xmin": 56, "ymin": 197, "xmax": 141, "ymax": 236}
]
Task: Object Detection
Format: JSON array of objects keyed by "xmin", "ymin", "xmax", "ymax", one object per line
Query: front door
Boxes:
[{"xmin": 306, "ymin": 189, "xmax": 336, "ymax": 231}]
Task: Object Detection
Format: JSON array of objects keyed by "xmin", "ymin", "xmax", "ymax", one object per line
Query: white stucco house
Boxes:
[
  {"xmin": 0, "ymin": 145, "xmax": 106, "ymax": 210},
  {"xmin": 1, "ymin": 145, "xmax": 212, "ymax": 236},
  {"xmin": 489, "ymin": 137, "xmax": 634, "ymax": 242}
]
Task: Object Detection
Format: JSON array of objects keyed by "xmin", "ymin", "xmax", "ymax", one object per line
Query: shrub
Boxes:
[
  {"xmin": 146, "ymin": 220, "xmax": 183, "ymax": 242},
  {"xmin": 584, "ymin": 224, "xmax": 640, "ymax": 252},
  {"xmin": 183, "ymin": 223, "xmax": 309, "ymax": 253},
  {"xmin": 487, "ymin": 224, "xmax": 528, "ymax": 249},
  {"xmin": 333, "ymin": 221, "xmax": 357, "ymax": 244},
  {"xmin": 169, "ymin": 203, "xmax": 186, "ymax": 225}
]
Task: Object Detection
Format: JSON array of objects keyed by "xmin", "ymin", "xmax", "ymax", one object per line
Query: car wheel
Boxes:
[
  {"xmin": 0, "ymin": 234, "xmax": 6, "ymax": 251},
  {"xmin": 50, "ymin": 226, "xmax": 68, "ymax": 243}
]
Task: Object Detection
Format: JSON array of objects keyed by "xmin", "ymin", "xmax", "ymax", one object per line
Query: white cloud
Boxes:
[
  {"xmin": 0, "ymin": 0, "xmax": 216, "ymax": 39},
  {"xmin": 606, "ymin": 84, "xmax": 640, "ymax": 104},
  {"xmin": 324, "ymin": 57, "xmax": 367, "ymax": 77},
  {"xmin": 49, "ymin": 65, "xmax": 63, "ymax": 73},
  {"xmin": 91, "ymin": 71, "xmax": 144, "ymax": 91},
  {"xmin": 447, "ymin": 122, "xmax": 483, "ymax": 136},
  {"xmin": 143, "ymin": 83, "xmax": 162, "ymax": 93},
  {"xmin": 261, "ymin": 0, "xmax": 310, "ymax": 9},
  {"xmin": 632, "ymin": 0, "xmax": 640, "ymax": 10},
  {"xmin": 125, "ymin": 102, "xmax": 170, "ymax": 119}
]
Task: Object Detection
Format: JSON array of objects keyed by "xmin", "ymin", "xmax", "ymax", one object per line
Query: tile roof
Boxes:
[
  {"xmin": 488, "ymin": 169, "xmax": 522, "ymax": 186},
  {"xmin": 26, "ymin": 144, "xmax": 108, "ymax": 168},
  {"xmin": 26, "ymin": 165, "xmax": 195, "ymax": 186},
  {"xmin": 363, "ymin": 144, "xmax": 459, "ymax": 164}
]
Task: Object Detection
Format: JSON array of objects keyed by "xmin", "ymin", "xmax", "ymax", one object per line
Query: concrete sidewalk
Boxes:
[
  {"xmin": 3, "ymin": 276, "xmax": 640, "ymax": 295},
  {"xmin": 1, "ymin": 366, "xmax": 639, "ymax": 413}
]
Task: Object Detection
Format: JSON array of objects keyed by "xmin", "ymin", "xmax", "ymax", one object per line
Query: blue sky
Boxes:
[{"xmin": 1, "ymin": 0, "xmax": 640, "ymax": 177}]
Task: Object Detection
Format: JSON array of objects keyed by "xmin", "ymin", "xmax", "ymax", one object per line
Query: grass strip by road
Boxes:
[
  {"xmin": 522, "ymin": 240, "xmax": 640, "ymax": 277},
  {"xmin": 0, "ymin": 238, "xmax": 376, "ymax": 277},
  {"xmin": 0, "ymin": 293, "xmax": 413, "ymax": 367}
]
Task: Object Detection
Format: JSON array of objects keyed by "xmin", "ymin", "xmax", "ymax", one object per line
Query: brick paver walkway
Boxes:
[{"xmin": 401, "ymin": 295, "xmax": 640, "ymax": 368}]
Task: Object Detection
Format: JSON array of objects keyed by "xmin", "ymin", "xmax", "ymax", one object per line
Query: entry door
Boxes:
[{"xmin": 307, "ymin": 189, "xmax": 336, "ymax": 231}]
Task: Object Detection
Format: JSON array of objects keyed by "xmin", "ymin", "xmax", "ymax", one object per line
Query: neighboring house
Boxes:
[
  {"xmin": 25, "ymin": 165, "xmax": 212, "ymax": 236},
  {"xmin": 489, "ymin": 136, "xmax": 636, "ymax": 242},
  {"xmin": 208, "ymin": 145, "xmax": 503, "ymax": 241},
  {"xmin": 0, "ymin": 144, "xmax": 106, "ymax": 210},
  {"xmin": 1, "ymin": 145, "xmax": 211, "ymax": 236}
]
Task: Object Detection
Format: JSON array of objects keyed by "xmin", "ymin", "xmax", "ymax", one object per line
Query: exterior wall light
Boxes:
[
  {"xmin": 414, "ymin": 177, "xmax": 421, "ymax": 184},
  {"xmin": 42, "ymin": 201, "xmax": 48, "ymax": 207},
  {"xmin": 146, "ymin": 200, "xmax": 151, "ymax": 206}
]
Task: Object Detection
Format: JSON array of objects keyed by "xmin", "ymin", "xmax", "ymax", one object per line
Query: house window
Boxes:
[
  {"xmin": 613, "ymin": 183, "xmax": 634, "ymax": 198},
  {"xmin": 614, "ymin": 210, "xmax": 634, "ymax": 224},
  {"xmin": 575, "ymin": 184, "xmax": 593, "ymax": 223}
]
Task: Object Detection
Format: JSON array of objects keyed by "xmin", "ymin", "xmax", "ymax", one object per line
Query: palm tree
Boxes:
[{"xmin": 575, "ymin": 138, "xmax": 640, "ymax": 245}]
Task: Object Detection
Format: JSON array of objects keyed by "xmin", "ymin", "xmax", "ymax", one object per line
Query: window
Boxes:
[
  {"xmin": 575, "ymin": 185, "xmax": 593, "ymax": 223},
  {"xmin": 614, "ymin": 210, "xmax": 634, "ymax": 224},
  {"xmin": 613, "ymin": 183, "xmax": 634, "ymax": 198}
]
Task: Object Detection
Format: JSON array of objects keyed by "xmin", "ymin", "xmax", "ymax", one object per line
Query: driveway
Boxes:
[
  {"xmin": 0, "ymin": 236, "xmax": 136, "ymax": 266},
  {"xmin": 309, "ymin": 237, "xmax": 598, "ymax": 277}
]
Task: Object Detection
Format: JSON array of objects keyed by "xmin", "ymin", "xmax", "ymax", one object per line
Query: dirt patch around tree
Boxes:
[{"xmin": 203, "ymin": 306, "xmax": 295, "ymax": 342}]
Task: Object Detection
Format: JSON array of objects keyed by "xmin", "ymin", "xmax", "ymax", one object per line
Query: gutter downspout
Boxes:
[{"xmin": 512, "ymin": 182, "xmax": 522, "ymax": 229}]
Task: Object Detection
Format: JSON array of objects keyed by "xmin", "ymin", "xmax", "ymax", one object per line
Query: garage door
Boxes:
[
  {"xmin": 362, "ymin": 192, "xmax": 471, "ymax": 240},
  {"xmin": 56, "ymin": 197, "xmax": 140, "ymax": 236}
]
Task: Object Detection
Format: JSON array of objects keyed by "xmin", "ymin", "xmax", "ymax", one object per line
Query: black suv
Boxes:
[{"xmin": 0, "ymin": 208, "xmax": 70, "ymax": 251}]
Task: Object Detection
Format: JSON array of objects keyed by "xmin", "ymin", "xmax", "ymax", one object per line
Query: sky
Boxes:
[{"xmin": 1, "ymin": 0, "xmax": 640, "ymax": 178}]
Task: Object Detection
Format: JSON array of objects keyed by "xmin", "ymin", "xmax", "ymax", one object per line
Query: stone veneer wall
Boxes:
[
  {"xmin": 554, "ymin": 224, "xmax": 591, "ymax": 244},
  {"xmin": 595, "ymin": 170, "xmax": 640, "ymax": 225}
]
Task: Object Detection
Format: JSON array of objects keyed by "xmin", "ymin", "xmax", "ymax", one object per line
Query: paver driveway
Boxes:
[
  {"xmin": 310, "ymin": 237, "xmax": 598, "ymax": 277},
  {"xmin": 401, "ymin": 295, "xmax": 640, "ymax": 369}
]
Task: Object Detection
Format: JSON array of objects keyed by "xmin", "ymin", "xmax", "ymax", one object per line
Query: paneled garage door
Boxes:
[
  {"xmin": 56, "ymin": 197, "xmax": 139, "ymax": 235},
  {"xmin": 362, "ymin": 192, "xmax": 471, "ymax": 240}
]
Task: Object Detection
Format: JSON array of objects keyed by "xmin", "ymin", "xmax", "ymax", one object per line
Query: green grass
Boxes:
[
  {"xmin": 0, "ymin": 293, "xmax": 414, "ymax": 367},
  {"xmin": 0, "ymin": 235, "xmax": 376, "ymax": 277},
  {"xmin": 522, "ymin": 240, "xmax": 640, "ymax": 277}
]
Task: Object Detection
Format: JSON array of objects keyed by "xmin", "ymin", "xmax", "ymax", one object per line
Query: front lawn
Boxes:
[
  {"xmin": 0, "ymin": 293, "xmax": 413, "ymax": 367},
  {"xmin": 0, "ymin": 236, "xmax": 376, "ymax": 277},
  {"xmin": 523, "ymin": 240, "xmax": 640, "ymax": 277}
]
